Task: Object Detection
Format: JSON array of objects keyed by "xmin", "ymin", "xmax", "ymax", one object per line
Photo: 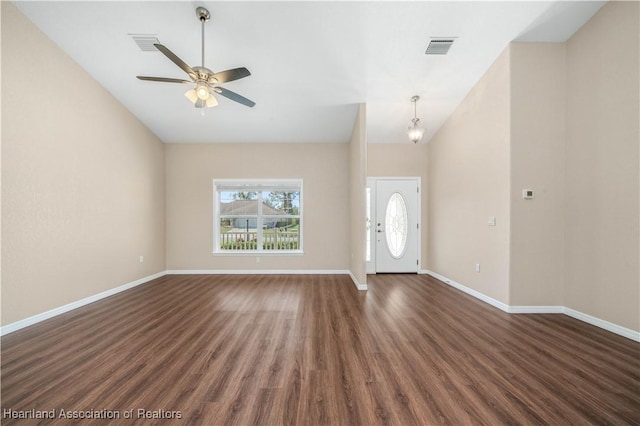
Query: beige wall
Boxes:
[
  {"xmin": 165, "ymin": 143, "xmax": 349, "ymax": 271},
  {"xmin": 427, "ymin": 48, "xmax": 512, "ymax": 304},
  {"xmin": 564, "ymin": 1, "xmax": 639, "ymax": 330},
  {"xmin": 367, "ymin": 143, "xmax": 429, "ymax": 267},
  {"xmin": 349, "ymin": 104, "xmax": 367, "ymax": 286},
  {"xmin": 509, "ymin": 43, "xmax": 565, "ymax": 306},
  {"xmin": 1, "ymin": 3, "xmax": 166, "ymax": 325}
]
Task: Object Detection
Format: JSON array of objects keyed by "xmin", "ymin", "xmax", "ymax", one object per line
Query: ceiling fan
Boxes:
[{"xmin": 137, "ymin": 7, "xmax": 255, "ymax": 109}]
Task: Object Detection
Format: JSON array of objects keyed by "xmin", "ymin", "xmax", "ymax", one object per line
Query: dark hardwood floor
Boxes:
[{"xmin": 2, "ymin": 273, "xmax": 639, "ymax": 425}]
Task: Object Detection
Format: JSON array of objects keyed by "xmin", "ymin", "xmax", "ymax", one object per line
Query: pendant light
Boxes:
[{"xmin": 407, "ymin": 95, "xmax": 425, "ymax": 143}]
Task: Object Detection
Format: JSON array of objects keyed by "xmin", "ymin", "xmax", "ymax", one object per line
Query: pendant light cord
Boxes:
[{"xmin": 411, "ymin": 96, "xmax": 419, "ymax": 125}]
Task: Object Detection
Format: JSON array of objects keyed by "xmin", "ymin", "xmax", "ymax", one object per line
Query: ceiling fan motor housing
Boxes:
[{"xmin": 192, "ymin": 66, "xmax": 218, "ymax": 84}]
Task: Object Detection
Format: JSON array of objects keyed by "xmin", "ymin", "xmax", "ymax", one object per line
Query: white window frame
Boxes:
[{"xmin": 213, "ymin": 179, "xmax": 304, "ymax": 255}]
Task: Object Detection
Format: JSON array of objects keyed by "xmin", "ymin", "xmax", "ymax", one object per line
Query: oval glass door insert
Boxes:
[{"xmin": 385, "ymin": 192, "xmax": 408, "ymax": 258}]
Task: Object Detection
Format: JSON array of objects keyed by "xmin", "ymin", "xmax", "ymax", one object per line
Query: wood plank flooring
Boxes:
[{"xmin": 2, "ymin": 273, "xmax": 639, "ymax": 425}]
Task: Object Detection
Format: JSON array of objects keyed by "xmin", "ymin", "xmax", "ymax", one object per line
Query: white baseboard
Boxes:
[
  {"xmin": 424, "ymin": 269, "xmax": 640, "ymax": 342},
  {"xmin": 563, "ymin": 307, "xmax": 640, "ymax": 342},
  {"xmin": 1, "ymin": 270, "xmax": 168, "ymax": 336},
  {"xmin": 167, "ymin": 269, "xmax": 350, "ymax": 275},
  {"xmin": 424, "ymin": 270, "xmax": 510, "ymax": 312},
  {"xmin": 509, "ymin": 306, "xmax": 564, "ymax": 314},
  {"xmin": 349, "ymin": 271, "xmax": 368, "ymax": 291}
]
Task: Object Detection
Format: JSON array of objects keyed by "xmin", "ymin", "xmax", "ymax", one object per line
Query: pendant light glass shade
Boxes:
[{"xmin": 408, "ymin": 119, "xmax": 425, "ymax": 143}]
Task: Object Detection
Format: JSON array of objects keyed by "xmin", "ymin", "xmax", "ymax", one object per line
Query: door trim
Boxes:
[{"xmin": 366, "ymin": 177, "xmax": 421, "ymax": 274}]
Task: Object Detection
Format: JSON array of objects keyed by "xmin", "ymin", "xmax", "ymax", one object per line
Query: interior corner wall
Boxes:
[
  {"xmin": 509, "ymin": 43, "xmax": 565, "ymax": 306},
  {"xmin": 1, "ymin": 2, "xmax": 166, "ymax": 326},
  {"xmin": 349, "ymin": 104, "xmax": 367, "ymax": 286},
  {"xmin": 564, "ymin": 1, "xmax": 639, "ymax": 331},
  {"xmin": 427, "ymin": 48, "xmax": 511, "ymax": 305},
  {"xmin": 428, "ymin": 1, "xmax": 639, "ymax": 333},
  {"xmin": 367, "ymin": 143, "xmax": 429, "ymax": 267},
  {"xmin": 164, "ymin": 143, "xmax": 349, "ymax": 271}
]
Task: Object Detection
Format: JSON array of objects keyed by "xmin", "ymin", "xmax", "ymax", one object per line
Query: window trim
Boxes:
[{"xmin": 213, "ymin": 179, "xmax": 304, "ymax": 255}]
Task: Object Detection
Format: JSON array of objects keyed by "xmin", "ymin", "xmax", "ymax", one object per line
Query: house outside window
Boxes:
[{"xmin": 213, "ymin": 179, "xmax": 303, "ymax": 254}]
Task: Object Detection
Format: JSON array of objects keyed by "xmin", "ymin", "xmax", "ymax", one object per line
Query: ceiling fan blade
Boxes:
[
  {"xmin": 213, "ymin": 67, "xmax": 251, "ymax": 84},
  {"xmin": 137, "ymin": 76, "xmax": 191, "ymax": 84},
  {"xmin": 154, "ymin": 43, "xmax": 197, "ymax": 79},
  {"xmin": 213, "ymin": 87, "xmax": 256, "ymax": 108}
]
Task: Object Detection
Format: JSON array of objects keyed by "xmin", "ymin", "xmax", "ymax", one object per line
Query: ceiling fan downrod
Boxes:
[{"xmin": 196, "ymin": 7, "xmax": 210, "ymax": 68}]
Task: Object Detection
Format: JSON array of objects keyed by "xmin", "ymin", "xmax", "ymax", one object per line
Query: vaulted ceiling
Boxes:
[{"xmin": 14, "ymin": 1, "xmax": 605, "ymax": 144}]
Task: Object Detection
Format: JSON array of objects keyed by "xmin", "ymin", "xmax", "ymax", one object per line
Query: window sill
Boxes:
[{"xmin": 212, "ymin": 250, "xmax": 304, "ymax": 257}]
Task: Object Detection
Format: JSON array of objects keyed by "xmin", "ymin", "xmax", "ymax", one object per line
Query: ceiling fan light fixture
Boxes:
[
  {"xmin": 186, "ymin": 87, "xmax": 218, "ymax": 108},
  {"xmin": 185, "ymin": 88, "xmax": 198, "ymax": 103},
  {"xmin": 206, "ymin": 94, "xmax": 218, "ymax": 108},
  {"xmin": 196, "ymin": 84, "xmax": 210, "ymax": 100},
  {"xmin": 407, "ymin": 95, "xmax": 425, "ymax": 143}
]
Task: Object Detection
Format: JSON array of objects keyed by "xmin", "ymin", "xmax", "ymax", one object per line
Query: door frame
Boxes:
[{"xmin": 366, "ymin": 177, "xmax": 421, "ymax": 274}]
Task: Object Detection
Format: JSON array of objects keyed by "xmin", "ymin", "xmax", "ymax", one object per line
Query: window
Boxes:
[
  {"xmin": 213, "ymin": 179, "xmax": 303, "ymax": 254},
  {"xmin": 385, "ymin": 192, "xmax": 408, "ymax": 258}
]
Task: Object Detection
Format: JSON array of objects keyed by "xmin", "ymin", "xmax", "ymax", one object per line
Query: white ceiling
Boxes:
[{"xmin": 14, "ymin": 1, "xmax": 605, "ymax": 144}]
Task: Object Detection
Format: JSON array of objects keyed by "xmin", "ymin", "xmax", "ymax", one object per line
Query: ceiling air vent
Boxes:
[
  {"xmin": 425, "ymin": 38, "xmax": 456, "ymax": 55},
  {"xmin": 130, "ymin": 34, "xmax": 160, "ymax": 52}
]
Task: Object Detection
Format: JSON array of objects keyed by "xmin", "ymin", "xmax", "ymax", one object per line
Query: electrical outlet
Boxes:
[
  {"xmin": 139, "ymin": 256, "xmax": 144, "ymax": 263},
  {"xmin": 475, "ymin": 263, "xmax": 481, "ymax": 272},
  {"xmin": 256, "ymin": 257, "xmax": 261, "ymax": 263}
]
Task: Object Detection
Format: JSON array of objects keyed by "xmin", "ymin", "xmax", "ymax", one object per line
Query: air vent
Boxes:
[
  {"xmin": 425, "ymin": 38, "xmax": 456, "ymax": 55},
  {"xmin": 129, "ymin": 34, "xmax": 160, "ymax": 52}
]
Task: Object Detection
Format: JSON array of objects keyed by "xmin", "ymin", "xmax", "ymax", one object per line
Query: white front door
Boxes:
[{"xmin": 375, "ymin": 179, "xmax": 419, "ymax": 273}]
